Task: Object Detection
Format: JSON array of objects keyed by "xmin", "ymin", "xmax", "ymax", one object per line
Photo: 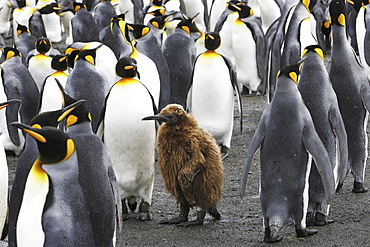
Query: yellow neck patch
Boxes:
[
  {"xmin": 31, "ymin": 159, "xmax": 48, "ymax": 182},
  {"xmin": 338, "ymin": 13, "xmax": 346, "ymax": 26},
  {"xmin": 61, "ymin": 139, "xmax": 75, "ymax": 163},
  {"xmin": 289, "ymin": 72, "xmax": 298, "ymax": 84},
  {"xmin": 66, "ymin": 115, "xmax": 78, "ymax": 128},
  {"xmin": 116, "ymin": 78, "xmax": 139, "ymax": 85}
]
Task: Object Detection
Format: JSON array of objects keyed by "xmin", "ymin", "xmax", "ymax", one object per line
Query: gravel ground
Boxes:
[{"xmin": 2, "ymin": 94, "xmax": 369, "ymax": 246}]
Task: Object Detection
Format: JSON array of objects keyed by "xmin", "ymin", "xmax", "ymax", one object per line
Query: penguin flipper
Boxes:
[
  {"xmin": 302, "ymin": 123, "xmax": 335, "ymax": 202},
  {"xmin": 178, "ymin": 163, "xmax": 204, "ymax": 206},
  {"xmin": 328, "ymin": 106, "xmax": 348, "ymax": 187},
  {"xmin": 222, "ymin": 55, "xmax": 243, "ymax": 132},
  {"xmin": 1, "ymin": 202, "xmax": 8, "ymax": 240},
  {"xmin": 5, "ymin": 87, "xmax": 21, "ymax": 146},
  {"xmin": 240, "ymin": 113, "xmax": 267, "ymax": 198}
]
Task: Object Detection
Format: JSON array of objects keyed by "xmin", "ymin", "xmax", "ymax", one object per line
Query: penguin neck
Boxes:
[
  {"xmin": 331, "ymin": 24, "xmax": 348, "ymax": 47},
  {"xmin": 116, "ymin": 77, "xmax": 140, "ymax": 85},
  {"xmin": 66, "ymin": 121, "xmax": 93, "ymax": 134},
  {"xmin": 275, "ymin": 78, "xmax": 299, "ymax": 94},
  {"xmin": 17, "ymin": 159, "xmax": 49, "ymax": 246}
]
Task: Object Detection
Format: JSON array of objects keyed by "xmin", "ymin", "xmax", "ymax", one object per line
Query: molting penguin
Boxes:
[
  {"xmin": 37, "ymin": 54, "xmax": 69, "ymax": 113},
  {"xmin": 162, "ymin": 16, "xmax": 197, "ymax": 107},
  {"xmin": 0, "ymin": 99, "xmax": 22, "ymax": 241},
  {"xmin": 240, "ymin": 62, "xmax": 335, "ymax": 243},
  {"xmin": 328, "ymin": 0, "xmax": 370, "ymax": 193},
  {"xmin": 65, "ymin": 48, "xmax": 110, "ymax": 132},
  {"xmin": 11, "ymin": 123, "xmax": 95, "ymax": 246},
  {"xmin": 298, "ymin": 45, "xmax": 348, "ymax": 226},
  {"xmin": 7, "ymin": 101, "xmax": 85, "ymax": 247},
  {"xmin": 142, "ymin": 104, "xmax": 224, "ymax": 226},
  {"xmin": 0, "ymin": 47, "xmax": 39, "ymax": 155},
  {"xmin": 186, "ymin": 32, "xmax": 242, "ymax": 158},
  {"xmin": 101, "ymin": 57, "xmax": 157, "ymax": 220}
]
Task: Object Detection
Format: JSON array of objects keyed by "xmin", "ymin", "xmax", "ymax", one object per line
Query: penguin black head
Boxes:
[
  {"xmin": 301, "ymin": 0, "xmax": 318, "ymax": 13},
  {"xmin": 227, "ymin": 0, "xmax": 247, "ymax": 11},
  {"xmin": 116, "ymin": 57, "xmax": 138, "ymax": 78},
  {"xmin": 152, "ymin": 0, "xmax": 163, "ymax": 6},
  {"xmin": 149, "ymin": 15, "xmax": 170, "ymax": 29},
  {"xmin": 35, "ymin": 37, "xmax": 51, "ymax": 54},
  {"xmin": 142, "ymin": 104, "xmax": 187, "ymax": 126},
  {"xmin": 16, "ymin": 23, "xmax": 30, "ymax": 37},
  {"xmin": 237, "ymin": 4, "xmax": 254, "ymax": 18},
  {"xmin": 329, "ymin": 0, "xmax": 346, "ymax": 26},
  {"xmin": 75, "ymin": 49, "xmax": 97, "ymax": 66},
  {"xmin": 321, "ymin": 20, "xmax": 331, "ymax": 43},
  {"xmin": 146, "ymin": 8, "xmax": 166, "ymax": 17},
  {"xmin": 302, "ymin": 45, "xmax": 325, "ymax": 60},
  {"xmin": 0, "ymin": 99, "xmax": 21, "ymax": 111},
  {"xmin": 110, "ymin": 17, "xmax": 132, "ymax": 43},
  {"xmin": 65, "ymin": 101, "xmax": 92, "ymax": 128},
  {"xmin": 38, "ymin": 3, "xmax": 62, "ymax": 14},
  {"xmin": 205, "ymin": 32, "xmax": 221, "ymax": 51},
  {"xmin": 2, "ymin": 47, "xmax": 21, "ymax": 61},
  {"xmin": 276, "ymin": 60, "xmax": 305, "ymax": 84},
  {"xmin": 31, "ymin": 100, "xmax": 86, "ymax": 128},
  {"xmin": 11, "ymin": 123, "xmax": 75, "ymax": 164},
  {"xmin": 73, "ymin": 2, "xmax": 86, "ymax": 13},
  {"xmin": 127, "ymin": 24, "xmax": 151, "ymax": 39},
  {"xmin": 16, "ymin": 0, "xmax": 26, "ymax": 8},
  {"xmin": 176, "ymin": 14, "xmax": 200, "ymax": 34},
  {"xmin": 51, "ymin": 54, "xmax": 69, "ymax": 71}
]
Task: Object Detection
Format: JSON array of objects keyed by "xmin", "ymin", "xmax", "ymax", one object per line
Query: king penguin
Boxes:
[
  {"xmin": 65, "ymin": 48, "xmax": 110, "ymax": 132},
  {"xmin": 71, "ymin": 2, "xmax": 100, "ymax": 43},
  {"xmin": 27, "ymin": 37, "xmax": 58, "ymax": 91},
  {"xmin": 328, "ymin": 0, "xmax": 370, "ymax": 193},
  {"xmin": 14, "ymin": 23, "xmax": 37, "ymax": 66},
  {"xmin": 231, "ymin": 3, "xmax": 265, "ymax": 95},
  {"xmin": 11, "ymin": 123, "xmax": 96, "ymax": 246},
  {"xmin": 240, "ymin": 61, "xmax": 335, "ymax": 243},
  {"xmin": 298, "ymin": 45, "xmax": 348, "ymax": 226},
  {"xmin": 0, "ymin": 99, "xmax": 22, "ymax": 241},
  {"xmin": 64, "ymin": 96, "xmax": 121, "ymax": 246},
  {"xmin": 162, "ymin": 16, "xmax": 197, "ymax": 107},
  {"xmin": 100, "ymin": 57, "xmax": 157, "ymax": 220},
  {"xmin": 0, "ymin": 47, "xmax": 39, "ymax": 155},
  {"xmin": 186, "ymin": 32, "xmax": 242, "ymax": 158},
  {"xmin": 37, "ymin": 54, "xmax": 69, "ymax": 113},
  {"xmin": 7, "ymin": 101, "xmax": 86, "ymax": 247},
  {"xmin": 142, "ymin": 104, "xmax": 224, "ymax": 226}
]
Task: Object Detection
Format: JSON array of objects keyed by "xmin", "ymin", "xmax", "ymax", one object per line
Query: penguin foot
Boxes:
[
  {"xmin": 122, "ymin": 213, "xmax": 129, "ymax": 220},
  {"xmin": 137, "ymin": 201, "xmax": 152, "ymax": 221},
  {"xmin": 295, "ymin": 228, "xmax": 318, "ymax": 238},
  {"xmin": 128, "ymin": 196, "xmax": 137, "ymax": 211},
  {"xmin": 176, "ymin": 219, "xmax": 204, "ymax": 227},
  {"xmin": 220, "ymin": 145, "xmax": 229, "ymax": 159},
  {"xmin": 137, "ymin": 211, "xmax": 152, "ymax": 221},
  {"xmin": 352, "ymin": 181, "xmax": 368, "ymax": 193},
  {"xmin": 159, "ymin": 216, "xmax": 188, "ymax": 224},
  {"xmin": 264, "ymin": 227, "xmax": 283, "ymax": 243},
  {"xmin": 208, "ymin": 207, "xmax": 221, "ymax": 220},
  {"xmin": 314, "ymin": 212, "xmax": 334, "ymax": 226}
]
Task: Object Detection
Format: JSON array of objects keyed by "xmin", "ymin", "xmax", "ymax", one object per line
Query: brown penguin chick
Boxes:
[{"xmin": 142, "ymin": 104, "xmax": 224, "ymax": 226}]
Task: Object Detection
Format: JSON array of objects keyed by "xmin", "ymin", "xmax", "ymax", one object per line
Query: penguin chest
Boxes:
[
  {"xmin": 104, "ymin": 82, "xmax": 156, "ymax": 193},
  {"xmin": 39, "ymin": 73, "xmax": 68, "ymax": 113},
  {"xmin": 17, "ymin": 162, "xmax": 49, "ymax": 246},
  {"xmin": 232, "ymin": 20, "xmax": 260, "ymax": 89},
  {"xmin": 28, "ymin": 55, "xmax": 55, "ymax": 91},
  {"xmin": 189, "ymin": 53, "xmax": 234, "ymax": 139}
]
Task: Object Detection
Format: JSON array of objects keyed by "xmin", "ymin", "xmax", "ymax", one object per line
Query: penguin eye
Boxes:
[{"xmin": 167, "ymin": 114, "xmax": 175, "ymax": 119}]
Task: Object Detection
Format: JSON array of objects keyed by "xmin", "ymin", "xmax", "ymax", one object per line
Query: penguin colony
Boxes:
[{"xmin": 0, "ymin": 0, "xmax": 367, "ymax": 244}]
